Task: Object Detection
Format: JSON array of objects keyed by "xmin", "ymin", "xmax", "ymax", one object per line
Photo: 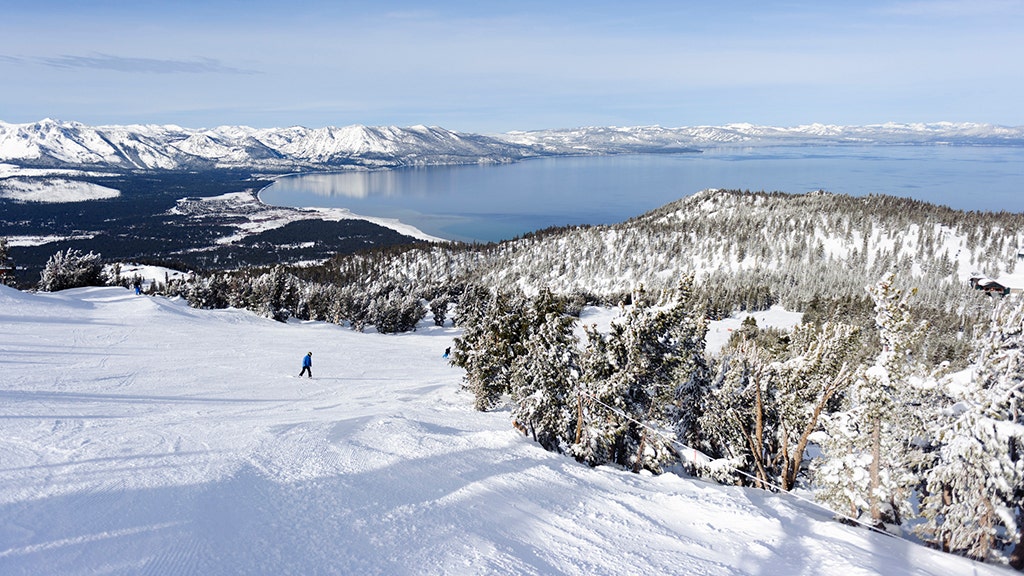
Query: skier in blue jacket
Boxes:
[{"xmin": 299, "ymin": 352, "xmax": 312, "ymax": 378}]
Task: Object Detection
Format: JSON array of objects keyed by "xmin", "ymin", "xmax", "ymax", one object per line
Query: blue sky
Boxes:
[{"xmin": 1, "ymin": 0, "xmax": 1022, "ymax": 132}]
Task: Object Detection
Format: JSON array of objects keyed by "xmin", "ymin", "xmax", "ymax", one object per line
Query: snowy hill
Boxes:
[
  {"xmin": 0, "ymin": 285, "xmax": 1007, "ymax": 575},
  {"xmin": 2, "ymin": 118, "xmax": 1022, "ymax": 172},
  {"xmin": 326, "ymin": 189, "xmax": 1024, "ymax": 318}
]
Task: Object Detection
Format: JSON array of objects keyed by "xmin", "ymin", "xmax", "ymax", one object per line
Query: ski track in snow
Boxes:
[{"xmin": 0, "ymin": 286, "xmax": 1009, "ymax": 575}]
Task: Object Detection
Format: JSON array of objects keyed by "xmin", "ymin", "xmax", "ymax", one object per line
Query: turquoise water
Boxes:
[{"xmin": 261, "ymin": 145, "xmax": 1024, "ymax": 242}]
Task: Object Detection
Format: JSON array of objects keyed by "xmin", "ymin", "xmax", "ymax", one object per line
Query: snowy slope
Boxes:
[
  {"xmin": 0, "ymin": 178, "xmax": 120, "ymax": 202},
  {"xmin": 0, "ymin": 285, "xmax": 1007, "ymax": 575}
]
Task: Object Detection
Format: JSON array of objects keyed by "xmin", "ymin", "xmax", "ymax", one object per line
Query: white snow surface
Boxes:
[
  {"xmin": 0, "ymin": 178, "xmax": 119, "ymax": 202},
  {"xmin": 0, "ymin": 286, "xmax": 1007, "ymax": 575},
  {"xmin": 6, "ymin": 234, "xmax": 95, "ymax": 247},
  {"xmin": 705, "ymin": 306, "xmax": 806, "ymax": 355},
  {"xmin": 0, "ymin": 163, "xmax": 113, "ymax": 179},
  {"xmin": 578, "ymin": 305, "xmax": 805, "ymax": 357},
  {"xmin": 107, "ymin": 263, "xmax": 193, "ymax": 288}
]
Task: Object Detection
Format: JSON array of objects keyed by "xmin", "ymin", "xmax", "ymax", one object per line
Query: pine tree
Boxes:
[
  {"xmin": 429, "ymin": 295, "xmax": 449, "ymax": 326},
  {"xmin": 770, "ymin": 322, "xmax": 860, "ymax": 490},
  {"xmin": 508, "ymin": 304, "xmax": 581, "ymax": 452},
  {"xmin": 572, "ymin": 278, "xmax": 709, "ymax": 472},
  {"xmin": 815, "ymin": 273, "xmax": 927, "ymax": 526},
  {"xmin": 699, "ymin": 338, "xmax": 773, "ymax": 485},
  {"xmin": 918, "ymin": 297, "xmax": 1024, "ymax": 565},
  {"xmin": 450, "ymin": 289, "xmax": 529, "ymax": 411},
  {"xmin": 37, "ymin": 248, "xmax": 106, "ymax": 292},
  {"xmin": 0, "ymin": 237, "xmax": 13, "ymax": 286},
  {"xmin": 701, "ymin": 321, "xmax": 859, "ymax": 490}
]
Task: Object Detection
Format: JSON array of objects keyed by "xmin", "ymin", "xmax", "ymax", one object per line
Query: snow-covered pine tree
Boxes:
[
  {"xmin": 509, "ymin": 295, "xmax": 581, "ymax": 452},
  {"xmin": 183, "ymin": 273, "xmax": 231, "ymax": 310},
  {"xmin": 668, "ymin": 277, "xmax": 713, "ymax": 453},
  {"xmin": 699, "ymin": 338, "xmax": 775, "ymax": 486},
  {"xmin": 451, "ymin": 283, "xmax": 491, "ymax": 328},
  {"xmin": 37, "ymin": 248, "xmax": 106, "ymax": 292},
  {"xmin": 769, "ymin": 321, "xmax": 860, "ymax": 490},
  {"xmin": 370, "ymin": 287, "xmax": 426, "ymax": 333},
  {"xmin": 573, "ymin": 278, "xmax": 709, "ymax": 473},
  {"xmin": 814, "ymin": 273, "xmax": 927, "ymax": 527},
  {"xmin": 571, "ymin": 321, "xmax": 624, "ymax": 467},
  {"xmin": 429, "ymin": 294, "xmax": 449, "ymax": 326},
  {"xmin": 450, "ymin": 288, "xmax": 529, "ymax": 411},
  {"xmin": 918, "ymin": 297, "xmax": 1024, "ymax": 566},
  {"xmin": 247, "ymin": 266, "xmax": 300, "ymax": 322},
  {"xmin": 701, "ymin": 321, "xmax": 860, "ymax": 490},
  {"xmin": 0, "ymin": 237, "xmax": 13, "ymax": 286}
]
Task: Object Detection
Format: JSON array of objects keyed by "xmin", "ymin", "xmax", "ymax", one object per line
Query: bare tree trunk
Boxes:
[
  {"xmin": 633, "ymin": 427, "xmax": 648, "ymax": 473},
  {"xmin": 575, "ymin": 391, "xmax": 583, "ymax": 445},
  {"xmin": 870, "ymin": 417, "xmax": 882, "ymax": 524},
  {"xmin": 940, "ymin": 485, "xmax": 952, "ymax": 553},
  {"xmin": 768, "ymin": 363, "xmax": 851, "ymax": 491},
  {"xmin": 737, "ymin": 419, "xmax": 770, "ymax": 490},
  {"xmin": 783, "ymin": 384, "xmax": 842, "ymax": 490},
  {"xmin": 1008, "ymin": 508, "xmax": 1024, "ymax": 570},
  {"xmin": 753, "ymin": 372, "xmax": 765, "ymax": 485},
  {"xmin": 975, "ymin": 498, "xmax": 995, "ymax": 562}
]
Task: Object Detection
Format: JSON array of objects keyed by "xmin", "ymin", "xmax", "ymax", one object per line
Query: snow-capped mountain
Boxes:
[
  {"xmin": 0, "ymin": 119, "xmax": 537, "ymax": 171},
  {"xmin": 500, "ymin": 121, "xmax": 1024, "ymax": 153},
  {"xmin": 2, "ymin": 119, "xmax": 1022, "ymax": 172}
]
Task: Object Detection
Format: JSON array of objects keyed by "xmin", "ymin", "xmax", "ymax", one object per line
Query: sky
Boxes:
[{"xmin": 1, "ymin": 0, "xmax": 1022, "ymax": 133}]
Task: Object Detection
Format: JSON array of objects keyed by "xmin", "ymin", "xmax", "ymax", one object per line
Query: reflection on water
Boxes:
[
  {"xmin": 261, "ymin": 147, "xmax": 1024, "ymax": 243},
  {"xmin": 271, "ymin": 172, "xmax": 385, "ymax": 199}
]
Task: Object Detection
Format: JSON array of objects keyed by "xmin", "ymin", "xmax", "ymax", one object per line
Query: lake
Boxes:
[{"xmin": 260, "ymin": 145, "xmax": 1024, "ymax": 242}]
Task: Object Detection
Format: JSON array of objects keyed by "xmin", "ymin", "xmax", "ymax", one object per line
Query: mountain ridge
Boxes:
[
  {"xmin": 0, "ymin": 119, "xmax": 537, "ymax": 171},
  {"xmin": 501, "ymin": 121, "xmax": 1024, "ymax": 153},
  {"xmin": 2, "ymin": 118, "xmax": 1022, "ymax": 172}
]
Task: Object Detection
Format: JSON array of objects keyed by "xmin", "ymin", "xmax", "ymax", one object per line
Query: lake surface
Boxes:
[{"xmin": 261, "ymin": 145, "xmax": 1024, "ymax": 242}]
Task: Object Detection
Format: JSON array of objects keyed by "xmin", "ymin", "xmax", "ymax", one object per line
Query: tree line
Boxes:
[{"xmin": 449, "ymin": 274, "xmax": 1024, "ymax": 570}]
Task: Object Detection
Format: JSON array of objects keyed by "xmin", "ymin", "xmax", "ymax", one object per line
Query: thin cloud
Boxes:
[
  {"xmin": 883, "ymin": 0, "xmax": 1024, "ymax": 17},
  {"xmin": 9, "ymin": 53, "xmax": 260, "ymax": 75}
]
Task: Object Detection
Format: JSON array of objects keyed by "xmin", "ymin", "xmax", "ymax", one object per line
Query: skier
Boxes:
[
  {"xmin": 299, "ymin": 351, "xmax": 312, "ymax": 378},
  {"xmin": 443, "ymin": 347, "xmax": 450, "ymax": 359}
]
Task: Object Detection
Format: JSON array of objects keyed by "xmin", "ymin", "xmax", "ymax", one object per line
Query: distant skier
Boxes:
[
  {"xmin": 443, "ymin": 347, "xmax": 450, "ymax": 359},
  {"xmin": 299, "ymin": 352, "xmax": 312, "ymax": 378}
]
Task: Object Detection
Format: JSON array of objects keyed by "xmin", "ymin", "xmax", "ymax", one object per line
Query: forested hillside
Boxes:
[
  {"xmin": 300, "ymin": 189, "xmax": 1013, "ymax": 361},
  {"xmin": 149, "ymin": 189, "xmax": 1020, "ymax": 368},
  {"xmin": 323, "ymin": 189, "xmax": 1021, "ymax": 305}
]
